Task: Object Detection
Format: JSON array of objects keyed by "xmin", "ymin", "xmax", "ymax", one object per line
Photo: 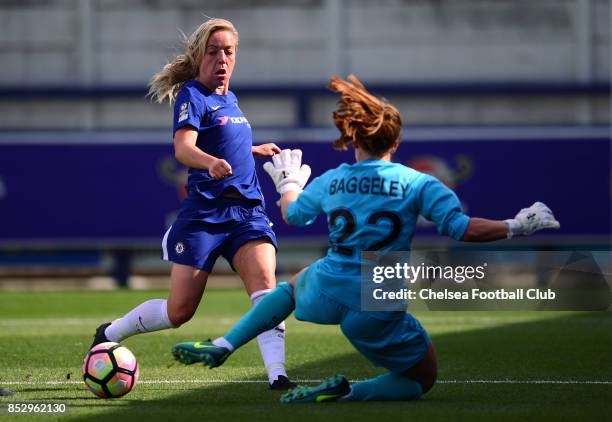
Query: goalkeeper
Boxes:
[{"xmin": 172, "ymin": 75, "xmax": 560, "ymax": 403}]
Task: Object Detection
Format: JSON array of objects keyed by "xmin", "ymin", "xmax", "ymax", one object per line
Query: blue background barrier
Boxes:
[{"xmin": 0, "ymin": 134, "xmax": 609, "ymax": 246}]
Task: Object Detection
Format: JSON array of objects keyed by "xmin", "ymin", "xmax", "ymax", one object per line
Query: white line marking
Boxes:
[
  {"xmin": 437, "ymin": 380, "xmax": 612, "ymax": 385},
  {"xmin": 3, "ymin": 379, "xmax": 611, "ymax": 386}
]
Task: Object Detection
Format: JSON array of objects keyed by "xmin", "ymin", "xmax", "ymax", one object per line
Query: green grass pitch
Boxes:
[{"xmin": 1, "ymin": 289, "xmax": 610, "ymax": 421}]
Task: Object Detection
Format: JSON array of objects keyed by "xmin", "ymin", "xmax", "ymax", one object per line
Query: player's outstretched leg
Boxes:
[
  {"xmin": 336, "ymin": 342, "xmax": 436, "ymax": 401},
  {"xmin": 280, "ymin": 372, "xmax": 424, "ymax": 403},
  {"xmin": 172, "ymin": 282, "xmax": 295, "ymax": 367},
  {"xmin": 89, "ymin": 299, "xmax": 175, "ymax": 350},
  {"xmin": 347, "ymin": 372, "xmax": 423, "ymax": 401},
  {"xmin": 280, "ymin": 374, "xmax": 351, "ymax": 403}
]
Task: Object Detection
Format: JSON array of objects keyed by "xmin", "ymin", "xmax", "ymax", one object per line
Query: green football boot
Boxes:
[
  {"xmin": 280, "ymin": 374, "xmax": 351, "ymax": 403},
  {"xmin": 171, "ymin": 340, "xmax": 231, "ymax": 368}
]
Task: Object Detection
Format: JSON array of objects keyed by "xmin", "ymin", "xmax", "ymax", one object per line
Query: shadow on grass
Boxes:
[
  {"xmin": 13, "ymin": 387, "xmax": 71, "ymax": 393},
  {"xmin": 69, "ymin": 312, "xmax": 611, "ymax": 422}
]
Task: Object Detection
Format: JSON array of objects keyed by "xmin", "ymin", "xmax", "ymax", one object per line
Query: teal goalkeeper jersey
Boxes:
[{"xmin": 286, "ymin": 159, "xmax": 470, "ymax": 310}]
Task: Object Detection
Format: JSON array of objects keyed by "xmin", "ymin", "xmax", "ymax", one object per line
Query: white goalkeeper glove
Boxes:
[
  {"xmin": 505, "ymin": 202, "xmax": 560, "ymax": 238},
  {"xmin": 263, "ymin": 149, "xmax": 312, "ymax": 196}
]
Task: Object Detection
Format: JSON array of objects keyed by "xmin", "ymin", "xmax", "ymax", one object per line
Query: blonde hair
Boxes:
[
  {"xmin": 148, "ymin": 18, "xmax": 239, "ymax": 104},
  {"xmin": 329, "ymin": 74, "xmax": 402, "ymax": 156}
]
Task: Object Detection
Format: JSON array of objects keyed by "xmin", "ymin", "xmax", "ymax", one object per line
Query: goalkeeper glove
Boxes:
[
  {"xmin": 505, "ymin": 202, "xmax": 560, "ymax": 238},
  {"xmin": 263, "ymin": 149, "xmax": 311, "ymax": 196}
]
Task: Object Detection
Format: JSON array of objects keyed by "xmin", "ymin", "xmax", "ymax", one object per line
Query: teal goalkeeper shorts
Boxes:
[{"xmin": 293, "ymin": 265, "xmax": 430, "ymax": 374}]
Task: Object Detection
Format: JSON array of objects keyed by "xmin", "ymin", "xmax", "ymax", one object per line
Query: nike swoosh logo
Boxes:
[
  {"xmin": 193, "ymin": 342, "xmax": 217, "ymax": 349},
  {"xmin": 210, "ymin": 105, "xmax": 221, "ymax": 110},
  {"xmin": 315, "ymin": 394, "xmax": 341, "ymax": 402},
  {"xmin": 137, "ymin": 316, "xmax": 148, "ymax": 332}
]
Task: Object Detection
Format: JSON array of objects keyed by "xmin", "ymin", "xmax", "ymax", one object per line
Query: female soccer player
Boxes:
[
  {"xmin": 90, "ymin": 18, "xmax": 295, "ymax": 390},
  {"xmin": 171, "ymin": 75, "xmax": 560, "ymax": 402}
]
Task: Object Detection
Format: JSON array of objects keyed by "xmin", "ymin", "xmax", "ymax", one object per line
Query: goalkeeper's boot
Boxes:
[
  {"xmin": 270, "ymin": 375, "xmax": 297, "ymax": 391},
  {"xmin": 172, "ymin": 340, "xmax": 231, "ymax": 368},
  {"xmin": 90, "ymin": 322, "xmax": 112, "ymax": 349},
  {"xmin": 280, "ymin": 374, "xmax": 351, "ymax": 403}
]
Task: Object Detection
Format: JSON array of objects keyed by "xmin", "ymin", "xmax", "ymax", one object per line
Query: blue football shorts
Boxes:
[
  {"xmin": 293, "ymin": 265, "xmax": 430, "ymax": 373},
  {"xmin": 161, "ymin": 196, "xmax": 277, "ymax": 273}
]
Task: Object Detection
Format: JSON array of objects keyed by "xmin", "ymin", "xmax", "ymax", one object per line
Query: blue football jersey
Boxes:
[
  {"xmin": 286, "ymin": 159, "xmax": 470, "ymax": 309},
  {"xmin": 173, "ymin": 80, "xmax": 263, "ymax": 203}
]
